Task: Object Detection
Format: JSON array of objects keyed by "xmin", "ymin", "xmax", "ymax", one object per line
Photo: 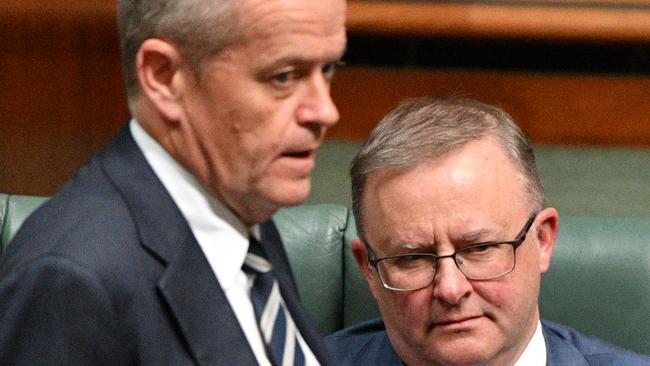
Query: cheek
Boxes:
[
  {"xmin": 474, "ymin": 266, "xmax": 540, "ymax": 322},
  {"xmin": 473, "ymin": 281, "xmax": 507, "ymax": 311},
  {"xmin": 378, "ymin": 289, "xmax": 433, "ymax": 326},
  {"xmin": 237, "ymin": 105, "xmax": 295, "ymax": 151},
  {"xmin": 232, "ymin": 89, "xmax": 298, "ymax": 132},
  {"xmin": 219, "ymin": 109, "xmax": 283, "ymax": 161}
]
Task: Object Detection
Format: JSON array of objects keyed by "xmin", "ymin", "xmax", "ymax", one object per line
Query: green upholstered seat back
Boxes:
[
  {"xmin": 274, "ymin": 204, "xmax": 349, "ymax": 335},
  {"xmin": 284, "ymin": 209, "xmax": 650, "ymax": 354},
  {"xmin": 280, "ymin": 205, "xmax": 380, "ymax": 331},
  {"xmin": 0, "ymin": 194, "xmax": 49, "ymax": 254},
  {"xmin": 540, "ymin": 217, "xmax": 650, "ymax": 354},
  {"xmin": 1, "ymin": 195, "xmax": 648, "ymax": 354}
]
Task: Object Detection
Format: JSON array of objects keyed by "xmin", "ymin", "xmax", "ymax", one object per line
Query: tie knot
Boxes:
[{"xmin": 244, "ymin": 236, "xmax": 273, "ymax": 274}]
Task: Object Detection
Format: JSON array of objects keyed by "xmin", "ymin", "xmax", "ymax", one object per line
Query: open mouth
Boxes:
[{"xmin": 283, "ymin": 150, "xmax": 312, "ymax": 158}]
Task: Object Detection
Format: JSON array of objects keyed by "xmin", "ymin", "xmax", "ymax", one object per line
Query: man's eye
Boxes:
[
  {"xmin": 322, "ymin": 61, "xmax": 342, "ymax": 80},
  {"xmin": 392, "ymin": 255, "xmax": 431, "ymax": 269},
  {"xmin": 464, "ymin": 244, "xmax": 495, "ymax": 254},
  {"xmin": 322, "ymin": 63, "xmax": 335, "ymax": 75},
  {"xmin": 272, "ymin": 71, "xmax": 294, "ymax": 85}
]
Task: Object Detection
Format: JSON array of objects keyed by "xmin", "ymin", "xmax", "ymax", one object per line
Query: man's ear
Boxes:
[
  {"xmin": 136, "ymin": 38, "xmax": 188, "ymax": 122},
  {"xmin": 351, "ymin": 238, "xmax": 380, "ymax": 296},
  {"xmin": 535, "ymin": 207, "xmax": 559, "ymax": 273}
]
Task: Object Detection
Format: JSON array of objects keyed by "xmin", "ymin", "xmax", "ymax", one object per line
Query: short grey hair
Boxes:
[
  {"xmin": 117, "ymin": 0, "xmax": 239, "ymax": 100},
  {"xmin": 351, "ymin": 97, "xmax": 544, "ymax": 240}
]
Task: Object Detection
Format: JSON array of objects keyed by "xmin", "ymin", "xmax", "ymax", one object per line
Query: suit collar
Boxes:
[
  {"xmin": 98, "ymin": 126, "xmax": 257, "ymax": 365},
  {"xmin": 542, "ymin": 321, "xmax": 590, "ymax": 366},
  {"xmin": 350, "ymin": 325, "xmax": 402, "ymax": 366},
  {"xmin": 98, "ymin": 125, "xmax": 186, "ymax": 263},
  {"xmin": 157, "ymin": 239, "xmax": 258, "ymax": 365},
  {"xmin": 130, "ymin": 119, "xmax": 250, "ymax": 290}
]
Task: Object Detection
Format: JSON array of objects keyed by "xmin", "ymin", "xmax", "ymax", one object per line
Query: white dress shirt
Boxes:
[
  {"xmin": 514, "ymin": 320, "xmax": 547, "ymax": 366},
  {"xmin": 130, "ymin": 120, "xmax": 318, "ymax": 366}
]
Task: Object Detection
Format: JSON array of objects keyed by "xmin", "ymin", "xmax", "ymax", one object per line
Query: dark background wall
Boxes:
[{"xmin": 2, "ymin": 0, "xmax": 650, "ymax": 199}]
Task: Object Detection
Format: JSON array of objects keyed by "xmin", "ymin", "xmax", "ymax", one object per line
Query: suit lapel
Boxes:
[
  {"xmin": 157, "ymin": 240, "xmax": 257, "ymax": 365},
  {"xmin": 99, "ymin": 126, "xmax": 257, "ymax": 365},
  {"xmin": 260, "ymin": 221, "xmax": 331, "ymax": 365},
  {"xmin": 542, "ymin": 322, "xmax": 590, "ymax": 366},
  {"xmin": 363, "ymin": 331, "xmax": 403, "ymax": 366}
]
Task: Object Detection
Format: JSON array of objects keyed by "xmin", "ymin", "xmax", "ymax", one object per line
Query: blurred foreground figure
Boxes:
[{"xmin": 0, "ymin": 1, "xmax": 347, "ymax": 364}]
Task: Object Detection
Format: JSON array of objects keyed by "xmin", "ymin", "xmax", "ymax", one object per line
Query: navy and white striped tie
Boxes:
[{"xmin": 244, "ymin": 236, "xmax": 305, "ymax": 366}]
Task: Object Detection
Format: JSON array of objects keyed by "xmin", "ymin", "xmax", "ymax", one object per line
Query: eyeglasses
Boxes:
[{"xmin": 365, "ymin": 215, "xmax": 537, "ymax": 291}]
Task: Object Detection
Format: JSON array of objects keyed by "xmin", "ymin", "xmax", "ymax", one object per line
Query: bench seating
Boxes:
[{"xmin": 1, "ymin": 194, "xmax": 648, "ymax": 354}]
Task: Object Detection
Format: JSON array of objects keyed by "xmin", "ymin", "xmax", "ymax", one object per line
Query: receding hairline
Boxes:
[
  {"xmin": 362, "ymin": 132, "xmax": 536, "ymax": 202},
  {"xmin": 350, "ymin": 97, "xmax": 544, "ymax": 241}
]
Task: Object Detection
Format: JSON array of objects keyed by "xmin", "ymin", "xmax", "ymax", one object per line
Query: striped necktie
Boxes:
[{"xmin": 244, "ymin": 236, "xmax": 305, "ymax": 366}]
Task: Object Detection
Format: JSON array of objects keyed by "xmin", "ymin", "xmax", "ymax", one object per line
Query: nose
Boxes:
[
  {"xmin": 295, "ymin": 74, "xmax": 340, "ymax": 128},
  {"xmin": 432, "ymin": 256, "xmax": 473, "ymax": 305}
]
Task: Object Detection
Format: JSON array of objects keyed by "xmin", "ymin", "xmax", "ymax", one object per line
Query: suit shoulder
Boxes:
[
  {"xmin": 542, "ymin": 320, "xmax": 650, "ymax": 365},
  {"xmin": 326, "ymin": 318, "xmax": 386, "ymax": 356},
  {"xmin": 327, "ymin": 317, "xmax": 387, "ymax": 340},
  {"xmin": 1, "ymin": 159, "xmax": 144, "ymax": 281},
  {"xmin": 326, "ymin": 318, "xmax": 402, "ymax": 365}
]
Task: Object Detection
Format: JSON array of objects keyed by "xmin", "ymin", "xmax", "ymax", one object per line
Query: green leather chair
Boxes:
[
  {"xmin": 1, "ymin": 194, "xmax": 649, "ymax": 354},
  {"xmin": 0, "ymin": 194, "xmax": 49, "ymax": 249}
]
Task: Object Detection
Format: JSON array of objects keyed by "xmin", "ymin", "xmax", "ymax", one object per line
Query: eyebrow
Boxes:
[
  {"xmin": 261, "ymin": 43, "xmax": 347, "ymax": 71},
  {"xmin": 459, "ymin": 229, "xmax": 490, "ymax": 242},
  {"xmin": 387, "ymin": 226, "xmax": 500, "ymax": 253},
  {"xmin": 398, "ymin": 242, "xmax": 431, "ymax": 251},
  {"xmin": 255, "ymin": 55, "xmax": 342, "ymax": 81}
]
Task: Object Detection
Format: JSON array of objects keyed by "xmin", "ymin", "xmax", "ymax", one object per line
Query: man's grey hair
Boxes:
[
  {"xmin": 351, "ymin": 97, "xmax": 544, "ymax": 240},
  {"xmin": 117, "ymin": 0, "xmax": 239, "ymax": 101}
]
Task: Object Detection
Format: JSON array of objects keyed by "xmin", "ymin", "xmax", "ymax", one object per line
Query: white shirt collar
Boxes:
[
  {"xmin": 129, "ymin": 119, "xmax": 253, "ymax": 289},
  {"xmin": 130, "ymin": 120, "xmax": 320, "ymax": 365},
  {"xmin": 514, "ymin": 320, "xmax": 547, "ymax": 366}
]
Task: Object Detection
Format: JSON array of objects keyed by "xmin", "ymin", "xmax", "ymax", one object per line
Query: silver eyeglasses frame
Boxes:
[{"xmin": 365, "ymin": 214, "xmax": 537, "ymax": 291}]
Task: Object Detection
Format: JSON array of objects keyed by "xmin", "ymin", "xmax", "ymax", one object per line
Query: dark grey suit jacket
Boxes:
[
  {"xmin": 0, "ymin": 126, "xmax": 329, "ymax": 365},
  {"xmin": 326, "ymin": 318, "xmax": 650, "ymax": 365}
]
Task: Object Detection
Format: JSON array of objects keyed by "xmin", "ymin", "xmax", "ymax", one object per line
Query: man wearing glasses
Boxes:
[{"xmin": 326, "ymin": 97, "xmax": 650, "ymax": 365}]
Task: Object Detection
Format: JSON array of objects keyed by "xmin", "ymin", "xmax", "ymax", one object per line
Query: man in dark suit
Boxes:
[
  {"xmin": 326, "ymin": 97, "xmax": 650, "ymax": 365},
  {"xmin": 0, "ymin": 0, "xmax": 346, "ymax": 365}
]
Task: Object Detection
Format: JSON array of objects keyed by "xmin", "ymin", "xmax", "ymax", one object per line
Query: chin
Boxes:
[
  {"xmin": 240, "ymin": 178, "xmax": 311, "ymax": 223},
  {"xmin": 396, "ymin": 332, "xmax": 492, "ymax": 366},
  {"xmin": 430, "ymin": 342, "xmax": 496, "ymax": 366},
  {"xmin": 440, "ymin": 353, "xmax": 489, "ymax": 366},
  {"xmin": 267, "ymin": 178, "xmax": 312, "ymax": 206},
  {"xmin": 275, "ymin": 189, "xmax": 311, "ymax": 208}
]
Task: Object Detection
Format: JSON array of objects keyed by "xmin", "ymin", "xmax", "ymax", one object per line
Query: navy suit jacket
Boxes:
[
  {"xmin": 0, "ymin": 126, "xmax": 329, "ymax": 365},
  {"xmin": 326, "ymin": 318, "xmax": 650, "ymax": 365}
]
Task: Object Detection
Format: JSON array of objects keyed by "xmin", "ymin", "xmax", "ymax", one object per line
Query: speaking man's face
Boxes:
[{"xmin": 175, "ymin": 0, "xmax": 346, "ymax": 224}]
